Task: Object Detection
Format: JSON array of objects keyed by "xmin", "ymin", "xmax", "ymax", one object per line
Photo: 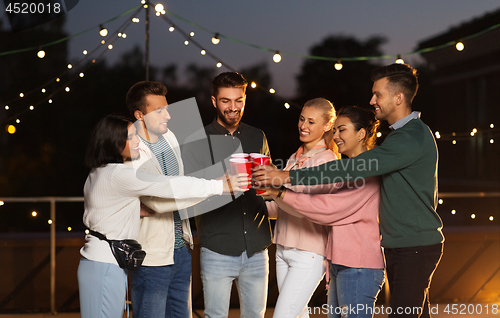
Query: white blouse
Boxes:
[{"xmin": 80, "ymin": 163, "xmax": 222, "ymax": 265}]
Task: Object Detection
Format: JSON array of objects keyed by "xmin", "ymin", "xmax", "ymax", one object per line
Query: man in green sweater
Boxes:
[{"xmin": 254, "ymin": 63, "xmax": 444, "ymax": 318}]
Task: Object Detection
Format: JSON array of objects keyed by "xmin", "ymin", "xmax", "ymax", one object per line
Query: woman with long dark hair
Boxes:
[{"xmin": 78, "ymin": 114, "xmax": 248, "ymax": 318}]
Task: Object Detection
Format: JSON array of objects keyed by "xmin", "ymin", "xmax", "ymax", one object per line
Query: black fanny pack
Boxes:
[{"xmin": 90, "ymin": 230, "xmax": 146, "ymax": 271}]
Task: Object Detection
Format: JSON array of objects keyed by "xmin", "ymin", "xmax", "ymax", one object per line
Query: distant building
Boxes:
[{"xmin": 417, "ymin": 8, "xmax": 500, "ymax": 190}]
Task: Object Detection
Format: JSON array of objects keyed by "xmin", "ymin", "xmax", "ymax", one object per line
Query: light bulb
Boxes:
[
  {"xmin": 269, "ymin": 88, "xmax": 275, "ymax": 94},
  {"xmin": 376, "ymin": 132, "xmax": 382, "ymax": 138},
  {"xmin": 79, "ymin": 73, "xmax": 84, "ymax": 77},
  {"xmin": 19, "ymin": 93, "xmax": 24, "ymax": 97},
  {"xmin": 334, "ymin": 60, "xmax": 343, "ymax": 70},
  {"xmin": 190, "ymin": 32, "xmax": 195, "ymax": 37},
  {"xmin": 471, "ymin": 214, "xmax": 476, "ymax": 219},
  {"xmin": 200, "ymin": 50, "xmax": 206, "ymax": 55},
  {"xmin": 37, "ymin": 50, "xmax": 45, "ymax": 58},
  {"xmin": 29, "ymin": 105, "xmax": 34, "ymax": 110},
  {"xmin": 216, "ymin": 62, "xmax": 222, "ymax": 68},
  {"xmin": 169, "ymin": 26, "xmax": 175, "ymax": 32},
  {"xmin": 99, "ymin": 24, "xmax": 108, "ymax": 37},
  {"xmin": 451, "ymin": 210, "xmax": 456, "ymax": 215},
  {"xmin": 395, "ymin": 55, "xmax": 404, "ymax": 64},
  {"xmin": 435, "ymin": 131, "xmax": 441, "ymax": 139},
  {"xmin": 184, "ymin": 40, "xmax": 189, "ymax": 46},
  {"xmin": 65, "ymin": 87, "xmax": 70, "ymax": 92},
  {"xmin": 490, "ymin": 124, "xmax": 494, "ymax": 128},
  {"xmin": 456, "ymin": 42, "xmax": 464, "ymax": 51},
  {"xmin": 41, "ymin": 88, "xmax": 46, "ymax": 93},
  {"xmin": 4, "ymin": 105, "xmax": 9, "ymax": 110},
  {"xmin": 251, "ymin": 82, "xmax": 257, "ymax": 88},
  {"xmin": 7, "ymin": 125, "xmax": 16, "ymax": 134},
  {"xmin": 212, "ymin": 33, "xmax": 220, "ymax": 45},
  {"xmin": 67, "ymin": 64, "xmax": 72, "ymax": 69},
  {"xmin": 490, "ymin": 139, "xmax": 494, "ymax": 144},
  {"xmin": 16, "ymin": 119, "xmax": 20, "ymax": 123},
  {"xmin": 48, "ymin": 99, "xmax": 53, "ymax": 103},
  {"xmin": 83, "ymin": 50, "xmax": 88, "ymax": 55},
  {"xmin": 273, "ymin": 51, "xmax": 281, "ymax": 63},
  {"xmin": 284, "ymin": 103, "xmax": 290, "ymax": 109},
  {"xmin": 108, "ymin": 44, "xmax": 113, "ymax": 50},
  {"xmin": 155, "ymin": 3, "xmax": 164, "ymax": 12},
  {"xmin": 122, "ymin": 33, "xmax": 127, "ymax": 38}
]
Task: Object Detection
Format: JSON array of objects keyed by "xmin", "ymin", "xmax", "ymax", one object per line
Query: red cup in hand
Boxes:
[
  {"xmin": 250, "ymin": 155, "xmax": 270, "ymax": 193},
  {"xmin": 229, "ymin": 159, "xmax": 252, "ymax": 189}
]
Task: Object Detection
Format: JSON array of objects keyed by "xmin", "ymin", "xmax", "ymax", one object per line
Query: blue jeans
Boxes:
[
  {"xmin": 130, "ymin": 245, "xmax": 192, "ymax": 318},
  {"xmin": 200, "ymin": 247, "xmax": 269, "ymax": 318},
  {"xmin": 328, "ymin": 263, "xmax": 385, "ymax": 318},
  {"xmin": 77, "ymin": 257, "xmax": 127, "ymax": 318}
]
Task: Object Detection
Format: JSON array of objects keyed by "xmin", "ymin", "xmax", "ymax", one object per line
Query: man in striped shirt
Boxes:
[{"xmin": 126, "ymin": 81, "xmax": 194, "ymax": 318}]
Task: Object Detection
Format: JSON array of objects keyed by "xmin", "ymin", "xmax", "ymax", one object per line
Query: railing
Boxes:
[
  {"xmin": 0, "ymin": 192, "xmax": 499, "ymax": 313},
  {"xmin": 0, "ymin": 197, "xmax": 83, "ymax": 315}
]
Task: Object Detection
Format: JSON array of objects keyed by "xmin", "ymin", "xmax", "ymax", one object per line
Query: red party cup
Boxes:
[
  {"xmin": 250, "ymin": 155, "xmax": 270, "ymax": 193},
  {"xmin": 229, "ymin": 159, "xmax": 252, "ymax": 189},
  {"xmin": 231, "ymin": 153, "xmax": 250, "ymax": 160}
]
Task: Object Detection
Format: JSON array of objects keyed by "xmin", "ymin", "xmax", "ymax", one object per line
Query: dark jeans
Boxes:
[
  {"xmin": 130, "ymin": 245, "xmax": 192, "ymax": 318},
  {"xmin": 384, "ymin": 243, "xmax": 443, "ymax": 318}
]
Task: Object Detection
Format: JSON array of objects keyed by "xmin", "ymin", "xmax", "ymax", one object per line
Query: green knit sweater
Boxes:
[{"xmin": 290, "ymin": 118, "xmax": 444, "ymax": 248}]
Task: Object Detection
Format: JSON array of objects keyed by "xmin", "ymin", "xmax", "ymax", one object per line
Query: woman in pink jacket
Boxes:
[
  {"xmin": 261, "ymin": 106, "xmax": 384, "ymax": 318},
  {"xmin": 266, "ymin": 98, "xmax": 338, "ymax": 318}
]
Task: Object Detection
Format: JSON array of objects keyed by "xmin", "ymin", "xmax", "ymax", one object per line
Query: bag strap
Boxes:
[{"xmin": 89, "ymin": 230, "xmax": 108, "ymax": 242}]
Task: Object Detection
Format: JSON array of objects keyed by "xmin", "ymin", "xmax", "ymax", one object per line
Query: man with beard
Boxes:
[{"xmin": 182, "ymin": 72, "xmax": 272, "ymax": 318}]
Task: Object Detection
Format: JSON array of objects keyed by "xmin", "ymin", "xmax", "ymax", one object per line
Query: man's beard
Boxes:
[{"xmin": 217, "ymin": 108, "xmax": 243, "ymax": 127}]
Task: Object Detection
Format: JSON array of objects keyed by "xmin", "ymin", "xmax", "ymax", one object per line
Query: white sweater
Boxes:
[{"xmin": 80, "ymin": 163, "xmax": 223, "ymax": 265}]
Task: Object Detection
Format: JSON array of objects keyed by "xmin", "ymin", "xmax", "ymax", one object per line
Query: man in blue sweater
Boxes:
[{"xmin": 254, "ymin": 64, "xmax": 444, "ymax": 318}]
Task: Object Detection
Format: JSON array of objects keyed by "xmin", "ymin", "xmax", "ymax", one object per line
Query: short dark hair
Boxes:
[
  {"xmin": 126, "ymin": 81, "xmax": 167, "ymax": 116},
  {"xmin": 212, "ymin": 72, "xmax": 248, "ymax": 97},
  {"xmin": 371, "ymin": 63, "xmax": 418, "ymax": 106},
  {"xmin": 337, "ymin": 106, "xmax": 380, "ymax": 150},
  {"xmin": 85, "ymin": 114, "xmax": 131, "ymax": 169}
]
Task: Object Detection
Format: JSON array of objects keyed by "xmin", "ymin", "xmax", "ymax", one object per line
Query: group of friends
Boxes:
[{"xmin": 77, "ymin": 63, "xmax": 445, "ymax": 318}]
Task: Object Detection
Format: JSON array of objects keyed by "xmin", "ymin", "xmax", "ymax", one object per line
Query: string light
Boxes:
[
  {"xmin": 184, "ymin": 40, "xmax": 189, "ymax": 45},
  {"xmin": 118, "ymin": 32, "xmax": 122, "ymax": 37},
  {"xmin": 48, "ymin": 219, "xmax": 53, "ymax": 224},
  {"xmin": 41, "ymin": 88, "xmax": 46, "ymax": 93},
  {"xmin": 6, "ymin": 125, "xmax": 16, "ymax": 134},
  {"xmin": 99, "ymin": 24, "xmax": 108, "ymax": 37},
  {"xmin": 16, "ymin": 119, "xmax": 20, "ymax": 123},
  {"xmin": 456, "ymin": 41, "xmax": 464, "ymax": 51},
  {"xmin": 438, "ymin": 199, "xmax": 443, "ymax": 204},
  {"xmin": 83, "ymin": 50, "xmax": 88, "ymax": 55},
  {"xmin": 490, "ymin": 139, "xmax": 495, "ymax": 144},
  {"xmin": 251, "ymin": 82, "xmax": 257, "ymax": 88},
  {"xmin": 334, "ymin": 59, "xmax": 343, "ymax": 71},
  {"xmin": 273, "ymin": 51, "xmax": 281, "ymax": 63},
  {"xmin": 376, "ymin": 132, "xmax": 382, "ymax": 138},
  {"xmin": 0, "ymin": 201, "xmax": 4, "ymax": 206},
  {"xmin": 132, "ymin": 17, "xmax": 140, "ymax": 23},
  {"xmin": 216, "ymin": 62, "xmax": 222, "ymax": 68},
  {"xmin": 48, "ymin": 99, "xmax": 53, "ymax": 103},
  {"xmin": 32, "ymin": 211, "xmax": 37, "ymax": 217},
  {"xmin": 154, "ymin": 3, "xmax": 164, "ymax": 12},
  {"xmin": 143, "ymin": 4, "xmax": 148, "ymax": 9},
  {"xmin": 65, "ymin": 87, "xmax": 70, "ymax": 92},
  {"xmin": 67, "ymin": 227, "xmax": 72, "ymax": 232},
  {"xmin": 471, "ymin": 214, "xmax": 476, "ymax": 219},
  {"xmin": 5, "ymin": 105, "xmax": 9, "ymax": 110},
  {"xmin": 435, "ymin": 131, "xmax": 441, "ymax": 139},
  {"xmin": 211, "ymin": 33, "xmax": 220, "ymax": 45},
  {"xmin": 190, "ymin": 32, "xmax": 195, "ymax": 37},
  {"xmin": 37, "ymin": 49, "xmax": 45, "ymax": 58},
  {"xmin": 200, "ymin": 49, "xmax": 206, "ymax": 55},
  {"xmin": 395, "ymin": 54, "xmax": 404, "ymax": 64},
  {"xmin": 29, "ymin": 105, "xmax": 34, "ymax": 110},
  {"xmin": 19, "ymin": 93, "xmax": 24, "ymax": 97},
  {"xmin": 269, "ymin": 88, "xmax": 276, "ymax": 94},
  {"xmin": 491, "ymin": 124, "xmax": 495, "ymax": 129},
  {"xmin": 490, "ymin": 216, "xmax": 494, "ymax": 221},
  {"xmin": 101, "ymin": 40, "xmax": 105, "ymax": 44},
  {"xmin": 85, "ymin": 229, "xmax": 89, "ymax": 234},
  {"xmin": 67, "ymin": 64, "xmax": 72, "ymax": 69},
  {"xmin": 169, "ymin": 26, "xmax": 175, "ymax": 32},
  {"xmin": 140, "ymin": 0, "xmax": 145, "ymax": 4},
  {"xmin": 108, "ymin": 44, "xmax": 113, "ymax": 49},
  {"xmin": 122, "ymin": 33, "xmax": 127, "ymax": 38},
  {"xmin": 452, "ymin": 140, "xmax": 457, "ymax": 144},
  {"xmin": 284, "ymin": 103, "xmax": 290, "ymax": 109},
  {"xmin": 79, "ymin": 72, "xmax": 84, "ymax": 77},
  {"xmin": 451, "ymin": 210, "xmax": 456, "ymax": 215}
]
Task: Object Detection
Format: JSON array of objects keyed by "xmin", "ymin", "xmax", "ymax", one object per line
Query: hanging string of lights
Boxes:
[
  {"xmin": 1, "ymin": 7, "xmax": 142, "ymax": 128},
  {"xmin": 163, "ymin": 8, "xmax": 500, "ymax": 66},
  {"xmin": 158, "ymin": 10, "xmax": 301, "ymax": 111}
]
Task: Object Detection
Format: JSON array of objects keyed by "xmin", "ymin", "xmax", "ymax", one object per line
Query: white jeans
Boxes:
[{"xmin": 273, "ymin": 245, "xmax": 326, "ymax": 318}]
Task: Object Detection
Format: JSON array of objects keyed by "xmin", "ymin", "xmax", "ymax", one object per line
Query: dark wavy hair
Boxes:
[
  {"xmin": 337, "ymin": 106, "xmax": 380, "ymax": 150},
  {"xmin": 126, "ymin": 81, "xmax": 168, "ymax": 116},
  {"xmin": 212, "ymin": 72, "xmax": 248, "ymax": 97},
  {"xmin": 85, "ymin": 114, "xmax": 132, "ymax": 169},
  {"xmin": 371, "ymin": 63, "xmax": 419, "ymax": 107}
]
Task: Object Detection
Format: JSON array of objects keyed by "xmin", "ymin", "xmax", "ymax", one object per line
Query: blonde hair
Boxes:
[{"xmin": 303, "ymin": 98, "xmax": 338, "ymax": 156}]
